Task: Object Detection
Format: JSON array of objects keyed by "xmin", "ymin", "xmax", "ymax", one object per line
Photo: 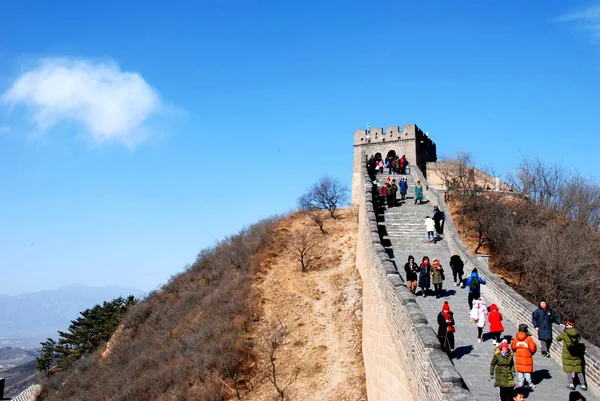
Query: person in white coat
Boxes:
[
  {"xmin": 470, "ymin": 297, "xmax": 488, "ymax": 343},
  {"xmin": 425, "ymin": 216, "xmax": 435, "ymax": 242}
]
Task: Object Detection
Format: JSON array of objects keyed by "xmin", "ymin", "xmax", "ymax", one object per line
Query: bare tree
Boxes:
[
  {"xmin": 261, "ymin": 318, "xmax": 296, "ymax": 400},
  {"xmin": 287, "ymin": 229, "xmax": 318, "ymax": 272},
  {"xmin": 301, "ymin": 207, "xmax": 329, "ymax": 234},
  {"xmin": 507, "ymin": 158, "xmax": 563, "ymax": 208},
  {"xmin": 434, "ymin": 152, "xmax": 477, "ymax": 200},
  {"xmin": 298, "ymin": 176, "xmax": 349, "ymax": 220}
]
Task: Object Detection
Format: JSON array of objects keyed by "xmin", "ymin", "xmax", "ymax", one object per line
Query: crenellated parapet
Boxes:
[{"xmin": 351, "ymin": 124, "xmax": 437, "ymax": 205}]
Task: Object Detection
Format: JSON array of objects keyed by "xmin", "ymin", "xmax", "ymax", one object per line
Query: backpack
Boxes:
[
  {"xmin": 567, "ymin": 333, "xmax": 585, "ymax": 357},
  {"xmin": 469, "ymin": 276, "xmax": 480, "ymax": 293}
]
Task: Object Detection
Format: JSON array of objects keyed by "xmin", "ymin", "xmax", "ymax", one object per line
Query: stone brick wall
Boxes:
[
  {"xmin": 11, "ymin": 384, "xmax": 42, "ymax": 401},
  {"xmin": 355, "ymin": 152, "xmax": 471, "ymax": 400},
  {"xmin": 411, "ymin": 165, "xmax": 600, "ymax": 399}
]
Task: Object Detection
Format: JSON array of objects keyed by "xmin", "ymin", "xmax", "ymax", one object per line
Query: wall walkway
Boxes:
[{"xmin": 355, "ymin": 153, "xmax": 600, "ymax": 400}]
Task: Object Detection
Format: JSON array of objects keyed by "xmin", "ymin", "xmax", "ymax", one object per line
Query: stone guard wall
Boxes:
[
  {"xmin": 355, "ymin": 152, "xmax": 470, "ymax": 400},
  {"xmin": 411, "ymin": 165, "xmax": 600, "ymax": 399}
]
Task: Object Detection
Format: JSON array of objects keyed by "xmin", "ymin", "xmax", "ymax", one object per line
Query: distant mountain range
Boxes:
[{"xmin": 0, "ymin": 284, "xmax": 145, "ymax": 347}]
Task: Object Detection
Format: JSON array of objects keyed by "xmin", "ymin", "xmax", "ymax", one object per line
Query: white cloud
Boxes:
[
  {"xmin": 2, "ymin": 58, "xmax": 161, "ymax": 147},
  {"xmin": 0, "ymin": 126, "xmax": 10, "ymax": 134},
  {"xmin": 557, "ymin": 3, "xmax": 600, "ymax": 39}
]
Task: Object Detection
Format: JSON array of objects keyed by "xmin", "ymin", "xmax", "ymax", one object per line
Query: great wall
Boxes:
[
  {"xmin": 8, "ymin": 124, "xmax": 600, "ymax": 401},
  {"xmin": 352, "ymin": 124, "xmax": 600, "ymax": 400}
]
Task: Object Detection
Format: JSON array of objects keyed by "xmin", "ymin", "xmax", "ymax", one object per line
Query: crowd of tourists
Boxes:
[
  {"xmin": 367, "ymin": 154, "xmax": 409, "ymax": 175},
  {"xmin": 368, "ymin": 156, "xmax": 590, "ymax": 401},
  {"xmin": 404, "ymin": 253, "xmax": 589, "ymax": 400}
]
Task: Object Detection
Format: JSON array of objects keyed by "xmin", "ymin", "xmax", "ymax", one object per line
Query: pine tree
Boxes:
[
  {"xmin": 35, "ymin": 338, "xmax": 57, "ymax": 374},
  {"xmin": 36, "ymin": 295, "xmax": 137, "ymax": 372}
]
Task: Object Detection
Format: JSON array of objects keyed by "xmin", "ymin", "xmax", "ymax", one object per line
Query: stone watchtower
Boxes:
[{"xmin": 351, "ymin": 124, "xmax": 437, "ymax": 204}]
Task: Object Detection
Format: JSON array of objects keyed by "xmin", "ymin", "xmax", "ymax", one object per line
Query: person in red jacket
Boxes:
[
  {"xmin": 511, "ymin": 324, "xmax": 537, "ymax": 390},
  {"xmin": 489, "ymin": 303, "xmax": 504, "ymax": 345},
  {"xmin": 379, "ymin": 183, "xmax": 388, "ymax": 206}
]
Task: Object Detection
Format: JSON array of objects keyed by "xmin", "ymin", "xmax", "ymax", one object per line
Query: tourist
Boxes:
[
  {"xmin": 433, "ymin": 206, "xmax": 445, "ymax": 236},
  {"xmin": 390, "ymin": 179, "xmax": 398, "ymax": 208},
  {"xmin": 470, "ymin": 297, "xmax": 488, "ymax": 343},
  {"xmin": 418, "ymin": 256, "xmax": 432, "ymax": 298},
  {"xmin": 437, "ymin": 301, "xmax": 455, "ymax": 356},
  {"xmin": 569, "ymin": 391, "xmax": 587, "ymax": 401},
  {"xmin": 404, "ymin": 255, "xmax": 419, "ymax": 294},
  {"xmin": 399, "ymin": 177, "xmax": 408, "ymax": 201},
  {"xmin": 557, "ymin": 318, "xmax": 587, "ymax": 391},
  {"xmin": 488, "ymin": 304, "xmax": 504, "ymax": 346},
  {"xmin": 466, "ymin": 268, "xmax": 487, "ymax": 310},
  {"xmin": 367, "ymin": 156, "xmax": 376, "ymax": 175},
  {"xmin": 511, "ymin": 324, "xmax": 537, "ymax": 390},
  {"xmin": 379, "ymin": 182, "xmax": 388, "ymax": 206},
  {"xmin": 513, "ymin": 388, "xmax": 525, "ymax": 401},
  {"xmin": 490, "ymin": 339, "xmax": 515, "ymax": 401},
  {"xmin": 532, "ymin": 299, "xmax": 562, "ymax": 358},
  {"xmin": 386, "ymin": 183, "xmax": 393, "ymax": 208},
  {"xmin": 431, "ymin": 258, "xmax": 445, "ymax": 298},
  {"xmin": 449, "ymin": 254, "xmax": 464, "ymax": 287},
  {"xmin": 387, "ymin": 157, "xmax": 393, "ymax": 175},
  {"xmin": 378, "ymin": 160, "xmax": 384, "ymax": 174},
  {"xmin": 425, "ymin": 216, "xmax": 435, "ymax": 242},
  {"xmin": 400, "ymin": 155, "xmax": 408, "ymax": 174},
  {"xmin": 415, "ymin": 180, "xmax": 424, "ymax": 204}
]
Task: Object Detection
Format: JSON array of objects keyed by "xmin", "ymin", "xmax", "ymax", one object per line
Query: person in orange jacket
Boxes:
[
  {"xmin": 511, "ymin": 324, "xmax": 537, "ymax": 390},
  {"xmin": 489, "ymin": 303, "xmax": 504, "ymax": 345}
]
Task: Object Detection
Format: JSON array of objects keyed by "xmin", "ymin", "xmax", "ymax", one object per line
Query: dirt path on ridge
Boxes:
[{"xmin": 244, "ymin": 208, "xmax": 367, "ymax": 401}]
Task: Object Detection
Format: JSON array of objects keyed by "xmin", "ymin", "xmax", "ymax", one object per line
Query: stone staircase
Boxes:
[
  {"xmin": 374, "ymin": 168, "xmax": 600, "ymax": 400},
  {"xmin": 374, "ymin": 172, "xmax": 452, "ymax": 270}
]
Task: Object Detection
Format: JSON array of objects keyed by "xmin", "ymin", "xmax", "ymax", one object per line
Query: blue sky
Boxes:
[{"xmin": 1, "ymin": 1, "xmax": 599, "ymax": 294}]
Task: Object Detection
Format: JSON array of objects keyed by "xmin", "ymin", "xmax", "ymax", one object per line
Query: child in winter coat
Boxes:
[
  {"xmin": 425, "ymin": 216, "xmax": 435, "ymax": 242},
  {"xmin": 470, "ymin": 297, "xmax": 488, "ymax": 343},
  {"xmin": 488, "ymin": 304, "xmax": 504, "ymax": 345},
  {"xmin": 511, "ymin": 324, "xmax": 537, "ymax": 390},
  {"xmin": 490, "ymin": 340, "xmax": 516, "ymax": 401}
]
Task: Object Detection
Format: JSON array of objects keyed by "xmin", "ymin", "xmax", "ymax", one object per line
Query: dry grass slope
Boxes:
[{"xmin": 38, "ymin": 209, "xmax": 366, "ymax": 401}]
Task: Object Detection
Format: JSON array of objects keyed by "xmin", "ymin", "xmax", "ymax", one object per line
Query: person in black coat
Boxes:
[
  {"xmin": 437, "ymin": 301, "xmax": 455, "ymax": 355},
  {"xmin": 433, "ymin": 206, "xmax": 444, "ymax": 235},
  {"xmin": 404, "ymin": 255, "xmax": 419, "ymax": 294},
  {"xmin": 449, "ymin": 254, "xmax": 465, "ymax": 287},
  {"xmin": 418, "ymin": 256, "xmax": 432, "ymax": 298},
  {"xmin": 532, "ymin": 299, "xmax": 562, "ymax": 357}
]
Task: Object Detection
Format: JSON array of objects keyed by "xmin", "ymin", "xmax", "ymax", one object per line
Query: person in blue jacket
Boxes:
[
  {"xmin": 466, "ymin": 268, "xmax": 486, "ymax": 310},
  {"xmin": 532, "ymin": 299, "xmax": 562, "ymax": 358}
]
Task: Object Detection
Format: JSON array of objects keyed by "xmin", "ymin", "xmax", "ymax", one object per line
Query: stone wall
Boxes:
[
  {"xmin": 355, "ymin": 152, "xmax": 471, "ymax": 400},
  {"xmin": 411, "ymin": 165, "xmax": 600, "ymax": 399},
  {"xmin": 11, "ymin": 384, "xmax": 42, "ymax": 401}
]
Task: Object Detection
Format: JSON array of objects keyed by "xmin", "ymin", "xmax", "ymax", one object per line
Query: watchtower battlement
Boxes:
[{"xmin": 351, "ymin": 123, "xmax": 437, "ymax": 204}]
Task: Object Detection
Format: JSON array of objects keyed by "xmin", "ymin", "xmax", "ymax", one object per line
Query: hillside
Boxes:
[
  {"xmin": 38, "ymin": 209, "xmax": 366, "ymax": 400},
  {"xmin": 1, "ymin": 359, "xmax": 37, "ymax": 397},
  {"xmin": 447, "ymin": 192, "xmax": 600, "ymax": 345},
  {"xmin": 245, "ymin": 208, "xmax": 365, "ymax": 400}
]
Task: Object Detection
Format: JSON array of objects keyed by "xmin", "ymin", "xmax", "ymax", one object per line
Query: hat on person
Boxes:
[
  {"xmin": 499, "ymin": 340, "xmax": 509, "ymax": 351},
  {"xmin": 567, "ymin": 318, "xmax": 576, "ymax": 326},
  {"xmin": 442, "ymin": 301, "xmax": 450, "ymax": 312}
]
